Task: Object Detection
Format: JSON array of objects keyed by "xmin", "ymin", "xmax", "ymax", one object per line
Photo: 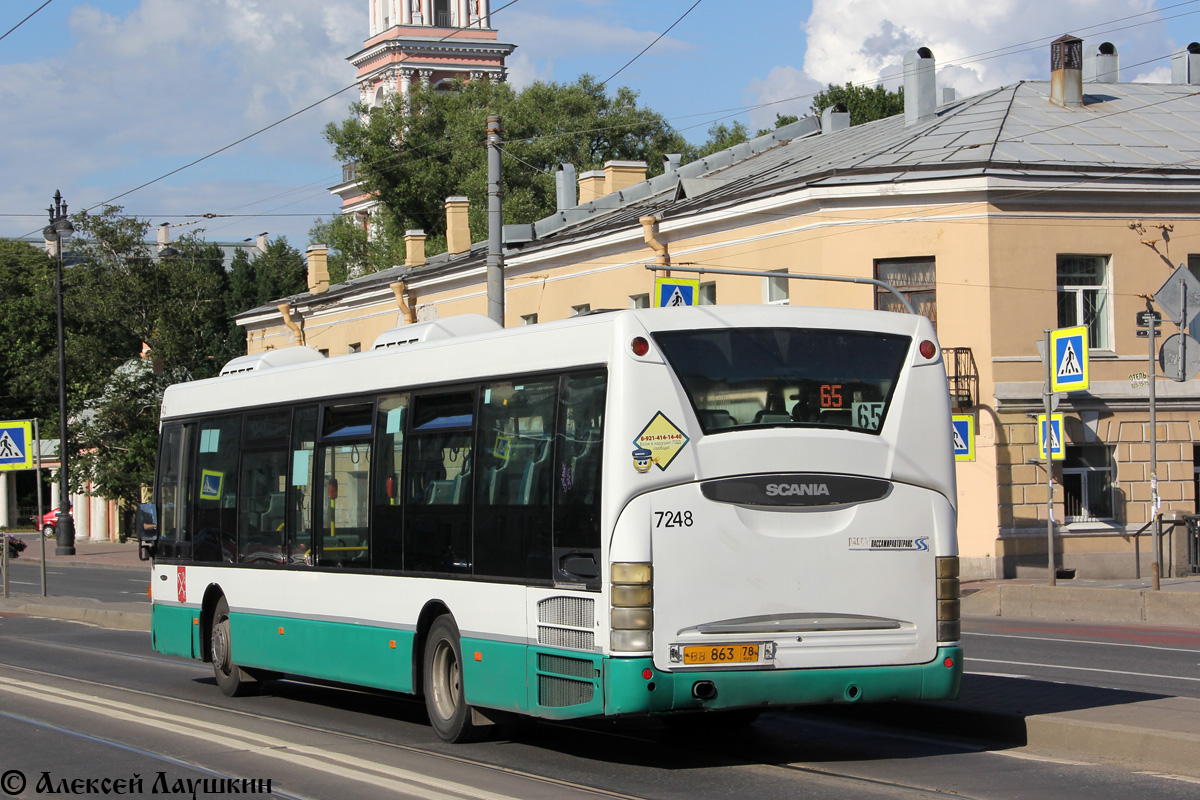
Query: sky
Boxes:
[{"xmin": 1, "ymin": 0, "xmax": 1197, "ymax": 249}]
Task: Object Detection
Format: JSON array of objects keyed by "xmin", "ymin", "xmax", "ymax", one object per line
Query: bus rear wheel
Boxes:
[
  {"xmin": 423, "ymin": 615, "xmax": 486, "ymax": 743},
  {"xmin": 211, "ymin": 597, "xmax": 259, "ymax": 697}
]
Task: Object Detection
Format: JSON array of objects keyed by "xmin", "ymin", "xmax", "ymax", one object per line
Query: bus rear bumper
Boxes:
[{"xmin": 604, "ymin": 646, "xmax": 963, "ymax": 716}]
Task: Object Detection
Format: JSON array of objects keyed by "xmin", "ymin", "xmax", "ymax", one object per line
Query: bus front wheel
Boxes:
[
  {"xmin": 211, "ymin": 597, "xmax": 259, "ymax": 697},
  {"xmin": 423, "ymin": 615, "xmax": 486, "ymax": 743}
]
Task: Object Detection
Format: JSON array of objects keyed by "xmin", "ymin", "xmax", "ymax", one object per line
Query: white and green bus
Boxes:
[{"xmin": 144, "ymin": 305, "xmax": 962, "ymax": 742}]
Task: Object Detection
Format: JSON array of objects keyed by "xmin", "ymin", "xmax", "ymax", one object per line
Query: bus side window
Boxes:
[
  {"xmin": 288, "ymin": 406, "xmax": 317, "ymax": 566},
  {"xmin": 474, "ymin": 379, "xmax": 556, "ymax": 581},
  {"xmin": 239, "ymin": 410, "xmax": 291, "ymax": 566},
  {"xmin": 193, "ymin": 415, "xmax": 241, "ymax": 563},
  {"xmin": 372, "ymin": 395, "xmax": 408, "ymax": 571},
  {"xmin": 554, "ymin": 372, "xmax": 606, "ymax": 586},
  {"xmin": 404, "ymin": 391, "xmax": 474, "ymax": 575},
  {"xmin": 156, "ymin": 423, "xmax": 193, "ymax": 560}
]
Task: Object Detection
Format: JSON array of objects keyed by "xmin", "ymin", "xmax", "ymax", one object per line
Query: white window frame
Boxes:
[
  {"xmin": 629, "ymin": 293, "xmax": 650, "ymax": 309},
  {"xmin": 764, "ymin": 270, "xmax": 789, "ymax": 305},
  {"xmin": 699, "ymin": 282, "xmax": 716, "ymax": 306},
  {"xmin": 1062, "ymin": 445, "xmax": 1115, "ymax": 523},
  {"xmin": 520, "ymin": 313, "xmax": 538, "ymax": 326},
  {"xmin": 1057, "ymin": 254, "xmax": 1111, "ymax": 351}
]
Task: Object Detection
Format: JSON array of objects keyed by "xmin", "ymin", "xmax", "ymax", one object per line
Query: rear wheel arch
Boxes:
[
  {"xmin": 413, "ymin": 601, "xmax": 451, "ymax": 697},
  {"xmin": 200, "ymin": 584, "xmax": 226, "ymax": 664}
]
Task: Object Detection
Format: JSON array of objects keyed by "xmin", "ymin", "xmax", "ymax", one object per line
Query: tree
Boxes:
[
  {"xmin": 810, "ymin": 82, "xmax": 904, "ymax": 126},
  {"xmin": 322, "ymin": 75, "xmax": 691, "ymax": 265},
  {"xmin": 691, "ymin": 121, "xmax": 751, "ymax": 159},
  {"xmin": 228, "ymin": 237, "xmax": 309, "ymax": 313},
  {"xmin": 0, "ymin": 240, "xmax": 58, "ymax": 424},
  {"xmin": 755, "ymin": 113, "xmax": 799, "ymax": 137}
]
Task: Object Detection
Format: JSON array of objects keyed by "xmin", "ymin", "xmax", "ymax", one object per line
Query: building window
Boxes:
[
  {"xmin": 875, "ymin": 257, "xmax": 936, "ymax": 326},
  {"xmin": 1063, "ymin": 445, "xmax": 1114, "ymax": 522},
  {"xmin": 1188, "ymin": 254, "xmax": 1200, "ymax": 284},
  {"xmin": 521, "ymin": 313, "xmax": 538, "ymax": 326},
  {"xmin": 1057, "ymin": 255, "xmax": 1110, "ymax": 349},
  {"xmin": 630, "ymin": 293, "xmax": 650, "ymax": 309},
  {"xmin": 571, "ymin": 304, "xmax": 591, "ymax": 316},
  {"xmin": 318, "ymin": 349, "xmax": 329, "ymax": 358},
  {"xmin": 766, "ymin": 271, "xmax": 789, "ymax": 305},
  {"xmin": 699, "ymin": 282, "xmax": 716, "ymax": 306},
  {"xmin": 348, "ymin": 342, "xmax": 361, "ymax": 354}
]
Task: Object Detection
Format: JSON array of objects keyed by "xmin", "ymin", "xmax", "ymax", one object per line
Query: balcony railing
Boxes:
[{"xmin": 944, "ymin": 347, "xmax": 978, "ymax": 409}]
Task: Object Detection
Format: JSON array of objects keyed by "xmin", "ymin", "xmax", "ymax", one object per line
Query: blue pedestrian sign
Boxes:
[
  {"xmin": 1049, "ymin": 326, "xmax": 1089, "ymax": 393},
  {"xmin": 654, "ymin": 276, "xmax": 700, "ymax": 308},
  {"xmin": 0, "ymin": 420, "xmax": 33, "ymax": 471},
  {"xmin": 1037, "ymin": 413, "xmax": 1065, "ymax": 461},
  {"xmin": 951, "ymin": 414, "xmax": 975, "ymax": 462}
]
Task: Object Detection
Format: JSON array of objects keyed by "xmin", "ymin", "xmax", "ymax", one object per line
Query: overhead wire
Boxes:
[
  {"xmin": 0, "ymin": 0, "xmax": 55, "ymax": 44},
  {"xmin": 598, "ymin": 0, "xmax": 703, "ymax": 88}
]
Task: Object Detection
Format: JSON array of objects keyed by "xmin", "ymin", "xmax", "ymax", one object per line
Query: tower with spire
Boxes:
[{"xmin": 331, "ymin": 1, "xmax": 516, "ymax": 225}]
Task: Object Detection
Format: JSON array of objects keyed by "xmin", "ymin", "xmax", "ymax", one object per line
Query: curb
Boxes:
[
  {"xmin": 0, "ymin": 601, "xmax": 150, "ymax": 631},
  {"xmin": 962, "ymin": 584, "xmax": 1200, "ymax": 626}
]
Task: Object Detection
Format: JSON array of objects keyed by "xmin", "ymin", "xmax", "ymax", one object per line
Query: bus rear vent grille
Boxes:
[
  {"xmin": 538, "ymin": 675, "xmax": 595, "ymax": 707},
  {"xmin": 538, "ymin": 627, "xmax": 595, "ymax": 650},
  {"xmin": 538, "ymin": 596, "xmax": 594, "ymax": 628},
  {"xmin": 539, "ymin": 654, "xmax": 598, "ymax": 679},
  {"xmin": 537, "ymin": 596, "xmax": 595, "ymax": 651}
]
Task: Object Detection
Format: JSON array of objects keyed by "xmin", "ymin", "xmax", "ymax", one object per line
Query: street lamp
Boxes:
[{"xmin": 43, "ymin": 190, "xmax": 76, "ymax": 556}]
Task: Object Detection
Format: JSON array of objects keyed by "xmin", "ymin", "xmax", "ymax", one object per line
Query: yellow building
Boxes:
[{"xmin": 237, "ymin": 40, "xmax": 1200, "ymax": 579}]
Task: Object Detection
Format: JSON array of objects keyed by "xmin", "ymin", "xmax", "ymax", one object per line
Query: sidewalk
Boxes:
[{"xmin": 1, "ymin": 537, "xmax": 1198, "ymax": 774}]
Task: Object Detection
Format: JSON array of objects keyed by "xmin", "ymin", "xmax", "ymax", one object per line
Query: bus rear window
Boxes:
[{"xmin": 654, "ymin": 328, "xmax": 911, "ymax": 435}]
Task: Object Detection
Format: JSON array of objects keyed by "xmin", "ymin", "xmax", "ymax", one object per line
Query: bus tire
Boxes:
[
  {"xmin": 423, "ymin": 615, "xmax": 486, "ymax": 743},
  {"xmin": 211, "ymin": 597, "xmax": 259, "ymax": 698}
]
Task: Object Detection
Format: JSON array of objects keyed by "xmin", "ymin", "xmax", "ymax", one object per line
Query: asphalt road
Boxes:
[
  {"xmin": 0, "ymin": 561, "xmax": 149, "ymax": 604},
  {"xmin": 1, "ymin": 615, "xmax": 1199, "ymax": 800}
]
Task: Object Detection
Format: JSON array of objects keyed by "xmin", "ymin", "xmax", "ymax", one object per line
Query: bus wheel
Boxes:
[
  {"xmin": 211, "ymin": 597, "xmax": 259, "ymax": 698},
  {"xmin": 423, "ymin": 615, "xmax": 486, "ymax": 743}
]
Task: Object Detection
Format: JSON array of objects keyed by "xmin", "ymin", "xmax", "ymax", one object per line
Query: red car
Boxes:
[{"xmin": 35, "ymin": 506, "xmax": 69, "ymax": 537}]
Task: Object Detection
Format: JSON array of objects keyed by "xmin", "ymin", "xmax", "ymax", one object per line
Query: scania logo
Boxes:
[{"xmin": 764, "ymin": 483, "xmax": 830, "ymax": 497}]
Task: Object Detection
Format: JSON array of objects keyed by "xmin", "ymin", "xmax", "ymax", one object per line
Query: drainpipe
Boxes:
[
  {"xmin": 390, "ymin": 280, "xmax": 415, "ymax": 324},
  {"xmin": 277, "ymin": 302, "xmax": 303, "ymax": 346},
  {"xmin": 640, "ymin": 216, "xmax": 669, "ymax": 274}
]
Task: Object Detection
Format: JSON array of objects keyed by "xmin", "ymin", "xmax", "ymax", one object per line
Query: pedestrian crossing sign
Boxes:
[
  {"xmin": 1049, "ymin": 326, "xmax": 1089, "ymax": 393},
  {"xmin": 654, "ymin": 276, "xmax": 700, "ymax": 308},
  {"xmin": 1037, "ymin": 413, "xmax": 1065, "ymax": 461},
  {"xmin": 0, "ymin": 420, "xmax": 33, "ymax": 471},
  {"xmin": 951, "ymin": 414, "xmax": 975, "ymax": 462}
]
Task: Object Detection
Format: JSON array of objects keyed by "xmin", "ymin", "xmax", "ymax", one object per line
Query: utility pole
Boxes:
[{"xmin": 486, "ymin": 115, "xmax": 504, "ymax": 326}]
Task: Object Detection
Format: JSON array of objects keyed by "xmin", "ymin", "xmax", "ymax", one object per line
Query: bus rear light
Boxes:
[
  {"xmin": 611, "ymin": 562, "xmax": 653, "ymax": 651},
  {"xmin": 936, "ymin": 556, "xmax": 960, "ymax": 642},
  {"xmin": 611, "ymin": 585, "xmax": 652, "ymax": 607},
  {"xmin": 611, "ymin": 630, "xmax": 652, "ymax": 651},
  {"xmin": 919, "ymin": 340, "xmax": 937, "ymax": 359},
  {"xmin": 631, "ymin": 336, "xmax": 650, "ymax": 357},
  {"xmin": 611, "ymin": 607, "xmax": 653, "ymax": 630}
]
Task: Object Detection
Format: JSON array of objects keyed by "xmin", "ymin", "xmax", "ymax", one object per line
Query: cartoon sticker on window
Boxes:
[{"xmin": 633, "ymin": 412, "xmax": 690, "ymax": 471}]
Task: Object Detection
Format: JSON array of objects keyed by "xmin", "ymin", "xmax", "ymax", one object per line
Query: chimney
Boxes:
[
  {"xmin": 663, "ymin": 153, "xmax": 682, "ymax": 172},
  {"xmin": 578, "ymin": 170, "xmax": 606, "ymax": 204},
  {"xmin": 821, "ymin": 104, "xmax": 850, "ymax": 133},
  {"xmin": 604, "ymin": 160, "xmax": 647, "ymax": 194},
  {"xmin": 306, "ymin": 244, "xmax": 329, "ymax": 294},
  {"xmin": 256, "ymin": 232, "xmax": 269, "ymax": 254},
  {"xmin": 556, "ymin": 164, "xmax": 577, "ymax": 210},
  {"xmin": 1050, "ymin": 34, "xmax": 1084, "ymax": 108},
  {"xmin": 156, "ymin": 222, "xmax": 170, "ymax": 252},
  {"xmin": 445, "ymin": 196, "xmax": 470, "ymax": 255},
  {"xmin": 1084, "ymin": 42, "xmax": 1119, "ymax": 82},
  {"xmin": 1172, "ymin": 43, "xmax": 1200, "ymax": 84},
  {"xmin": 940, "ymin": 87, "xmax": 957, "ymax": 104},
  {"xmin": 404, "ymin": 229, "xmax": 426, "ymax": 267},
  {"xmin": 903, "ymin": 47, "xmax": 937, "ymax": 127}
]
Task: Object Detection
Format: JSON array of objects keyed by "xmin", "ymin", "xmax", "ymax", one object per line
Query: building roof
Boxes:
[{"xmin": 237, "ymin": 78, "xmax": 1200, "ymax": 321}]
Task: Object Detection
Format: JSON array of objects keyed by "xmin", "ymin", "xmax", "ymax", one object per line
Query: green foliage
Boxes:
[
  {"xmin": 755, "ymin": 113, "xmax": 800, "ymax": 137},
  {"xmin": 307, "ymin": 216, "xmax": 404, "ymax": 285},
  {"xmin": 322, "ymin": 75, "xmax": 690, "ymax": 265},
  {"xmin": 810, "ymin": 82, "xmax": 905, "ymax": 126},
  {"xmin": 0, "ymin": 240, "xmax": 57, "ymax": 423},
  {"xmin": 691, "ymin": 121, "xmax": 750, "ymax": 159},
  {"xmin": 228, "ymin": 237, "xmax": 309, "ymax": 313}
]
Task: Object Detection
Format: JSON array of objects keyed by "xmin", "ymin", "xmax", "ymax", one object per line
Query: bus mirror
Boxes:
[
  {"xmin": 135, "ymin": 502, "xmax": 158, "ymax": 561},
  {"xmin": 559, "ymin": 551, "xmax": 600, "ymax": 579}
]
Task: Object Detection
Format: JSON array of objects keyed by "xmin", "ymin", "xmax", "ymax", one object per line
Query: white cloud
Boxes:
[{"xmin": 801, "ymin": 0, "xmax": 1181, "ymax": 97}]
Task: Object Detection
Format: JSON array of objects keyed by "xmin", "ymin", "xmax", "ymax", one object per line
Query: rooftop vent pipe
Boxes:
[
  {"xmin": 555, "ymin": 164, "xmax": 577, "ymax": 210},
  {"xmin": 1172, "ymin": 43, "xmax": 1200, "ymax": 84},
  {"xmin": 821, "ymin": 104, "xmax": 850, "ymax": 133},
  {"xmin": 903, "ymin": 48, "xmax": 937, "ymax": 127},
  {"xmin": 1050, "ymin": 34, "xmax": 1084, "ymax": 107},
  {"xmin": 663, "ymin": 153, "xmax": 682, "ymax": 172},
  {"xmin": 1084, "ymin": 42, "xmax": 1119, "ymax": 82}
]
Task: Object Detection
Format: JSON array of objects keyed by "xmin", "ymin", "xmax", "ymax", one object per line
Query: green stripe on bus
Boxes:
[
  {"xmin": 230, "ymin": 612, "xmax": 416, "ymax": 693},
  {"xmin": 151, "ymin": 604, "xmax": 198, "ymax": 660},
  {"xmin": 604, "ymin": 647, "xmax": 963, "ymax": 715}
]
